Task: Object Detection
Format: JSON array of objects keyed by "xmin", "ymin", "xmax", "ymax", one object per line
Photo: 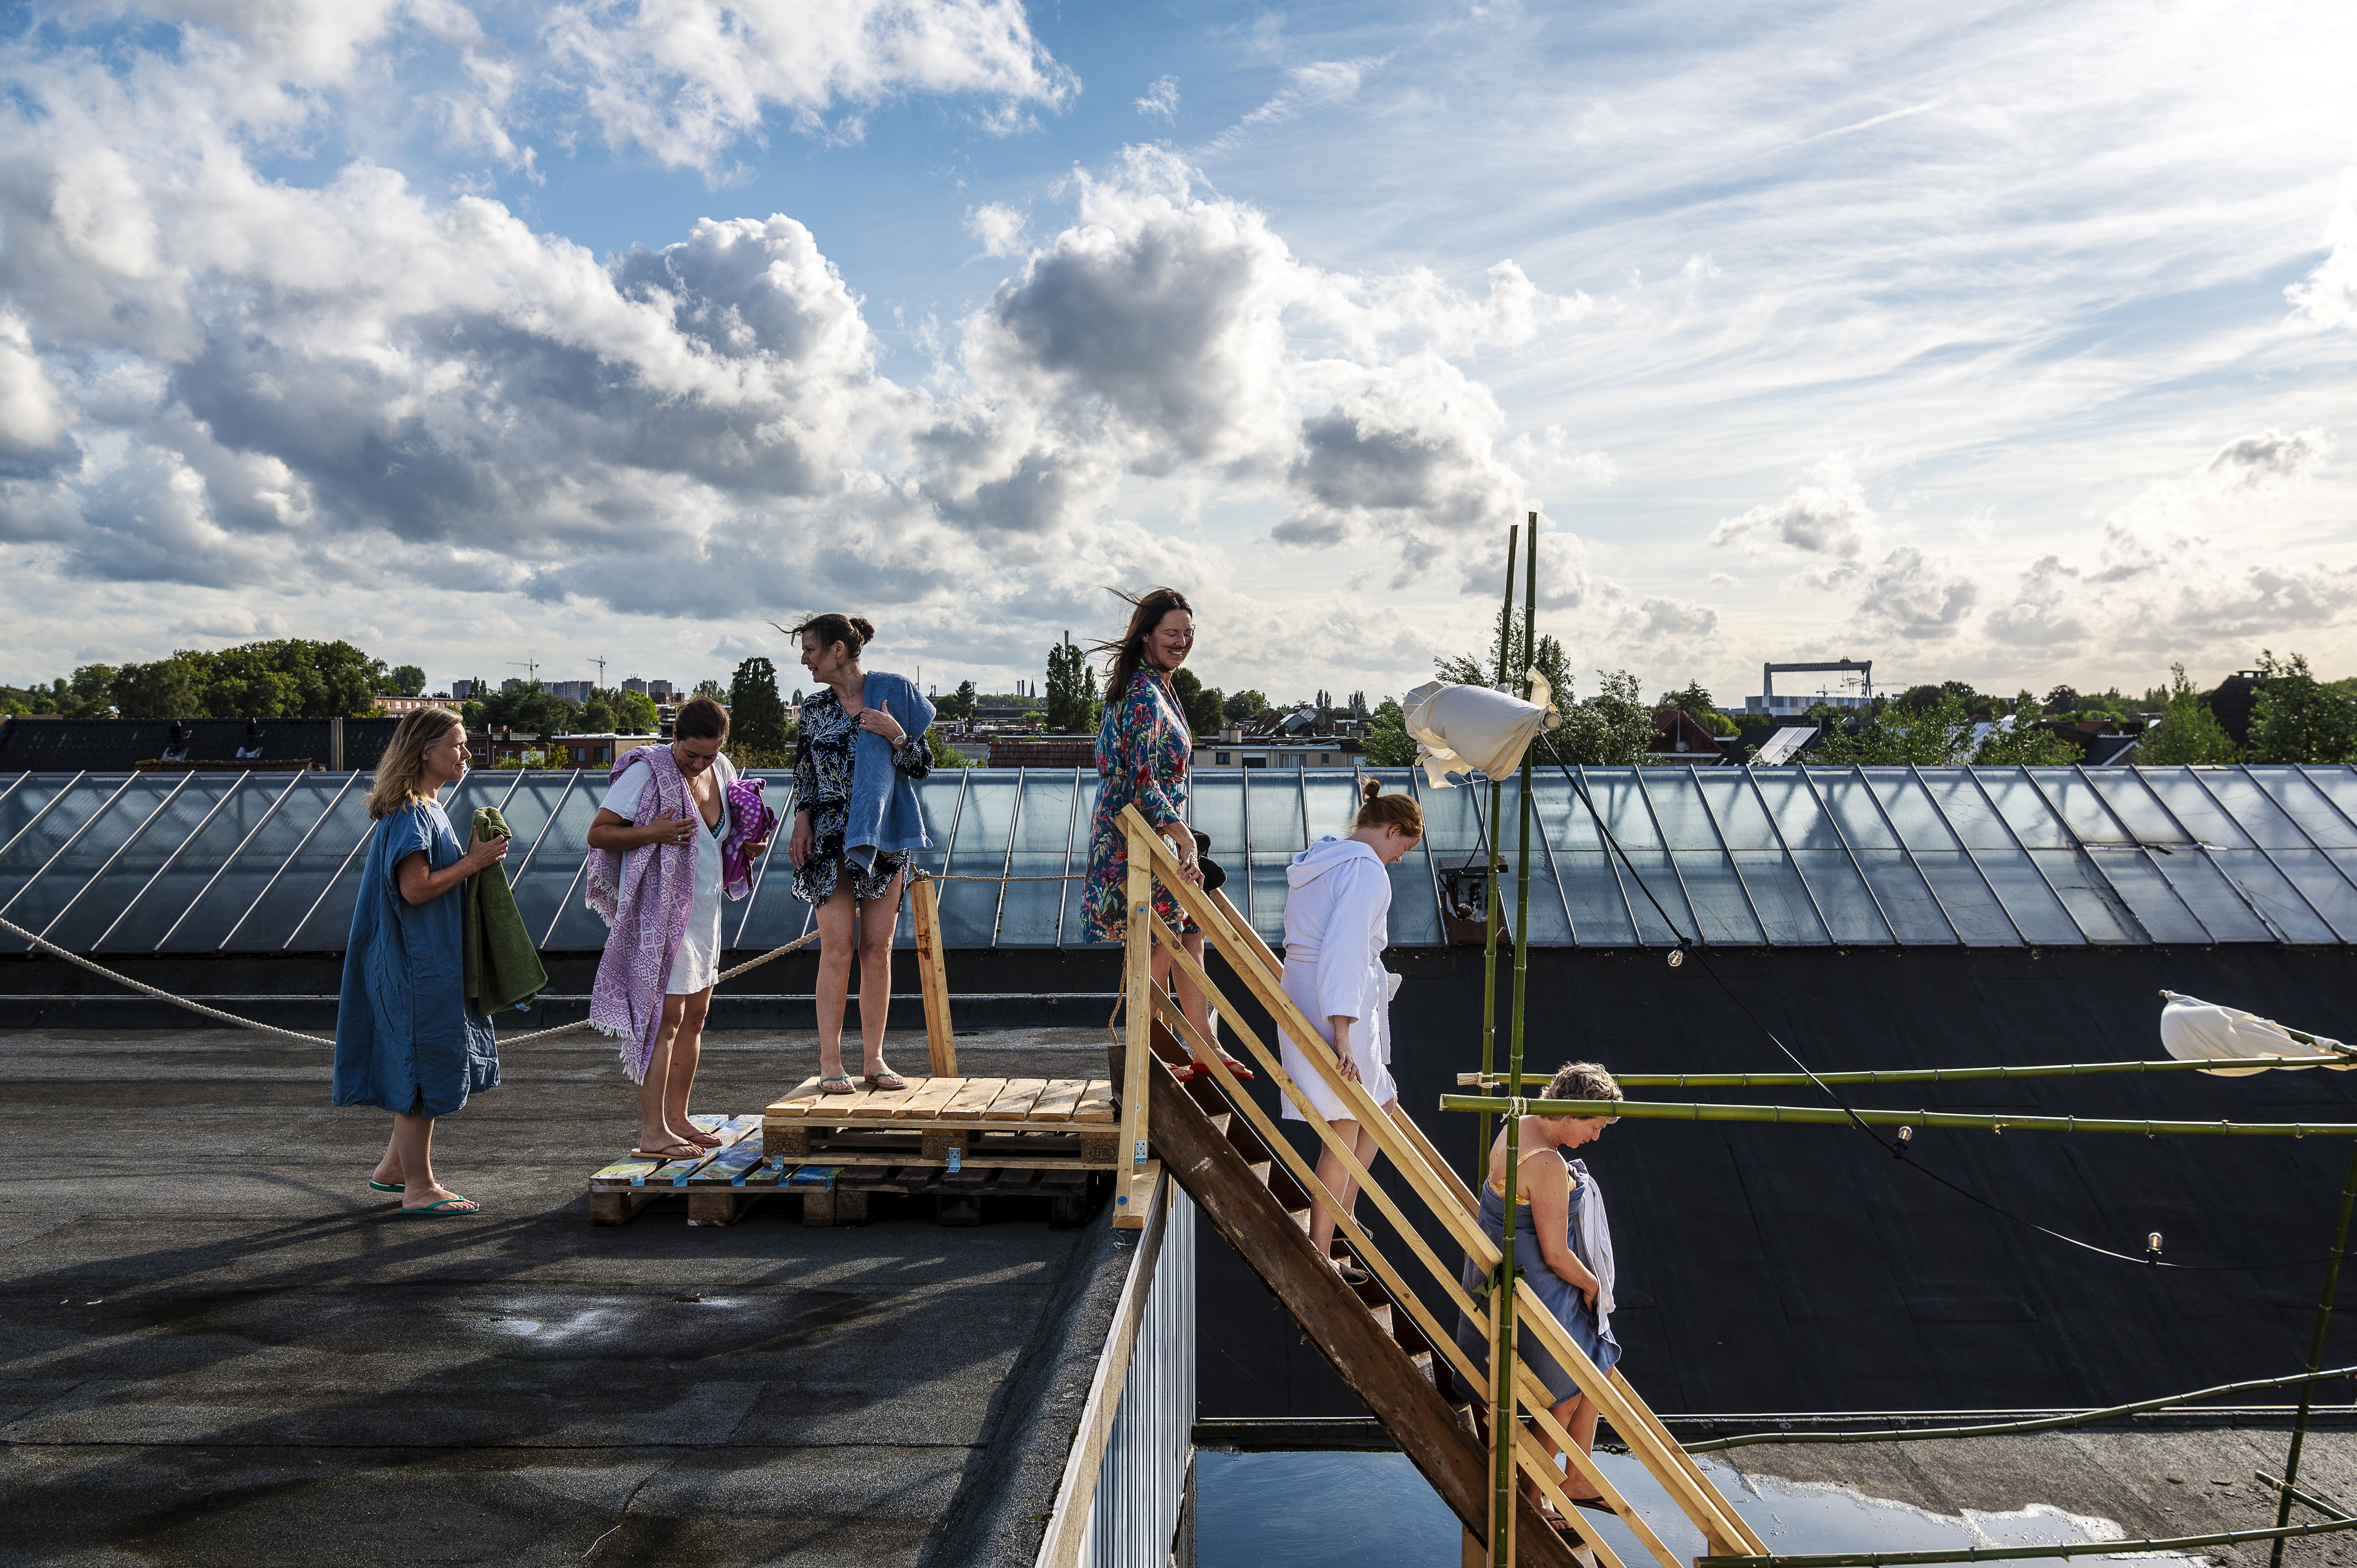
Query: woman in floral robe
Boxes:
[{"xmin": 1083, "ymin": 588, "xmax": 1246, "ymax": 1078}]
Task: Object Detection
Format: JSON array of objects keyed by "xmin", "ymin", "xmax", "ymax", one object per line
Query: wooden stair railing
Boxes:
[{"xmin": 1113, "ymin": 806, "xmax": 1767, "ymax": 1568}]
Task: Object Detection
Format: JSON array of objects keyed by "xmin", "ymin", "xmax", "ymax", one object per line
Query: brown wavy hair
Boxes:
[
  {"xmin": 784, "ymin": 613, "xmax": 875, "ymax": 660},
  {"xmin": 367, "ymin": 706, "xmax": 463, "ymax": 821},
  {"xmin": 1544, "ymin": 1060, "xmax": 1623, "ymax": 1114},
  {"xmin": 1354, "ymin": 777, "xmax": 1424, "ymax": 838},
  {"xmin": 1092, "ymin": 586, "xmax": 1193, "ymax": 705}
]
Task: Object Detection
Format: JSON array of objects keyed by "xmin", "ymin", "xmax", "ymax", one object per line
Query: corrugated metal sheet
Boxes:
[{"xmin": 1079, "ymin": 1186, "xmax": 1196, "ymax": 1568}]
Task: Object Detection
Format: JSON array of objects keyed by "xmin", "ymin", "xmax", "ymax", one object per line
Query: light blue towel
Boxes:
[{"xmin": 845, "ymin": 669, "xmax": 937, "ymax": 871}]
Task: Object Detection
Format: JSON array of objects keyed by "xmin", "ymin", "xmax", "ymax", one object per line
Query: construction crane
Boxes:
[
  {"xmin": 590, "ymin": 657, "xmax": 606, "ymax": 691},
  {"xmin": 507, "ymin": 657, "xmax": 540, "ymax": 688}
]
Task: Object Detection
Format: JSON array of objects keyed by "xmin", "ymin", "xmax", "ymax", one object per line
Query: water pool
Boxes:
[{"xmin": 1193, "ymin": 1447, "xmax": 2184, "ymax": 1568}]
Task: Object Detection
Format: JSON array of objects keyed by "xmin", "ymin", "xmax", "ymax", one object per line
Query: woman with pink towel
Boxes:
[{"xmin": 585, "ymin": 695, "xmax": 773, "ymax": 1158}]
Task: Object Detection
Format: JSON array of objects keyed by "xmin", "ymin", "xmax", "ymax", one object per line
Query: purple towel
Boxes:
[
  {"xmin": 585, "ymin": 746, "xmax": 697, "ymax": 1084},
  {"xmin": 720, "ymin": 776, "xmax": 774, "ymax": 900}
]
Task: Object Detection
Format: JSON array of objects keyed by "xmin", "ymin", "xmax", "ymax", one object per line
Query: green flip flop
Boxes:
[
  {"xmin": 368, "ymin": 1179, "xmax": 405, "ymax": 1193},
  {"xmin": 399, "ymin": 1196, "xmax": 480, "ymax": 1216}
]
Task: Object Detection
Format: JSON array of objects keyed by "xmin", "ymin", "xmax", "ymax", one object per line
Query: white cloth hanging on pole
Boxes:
[
  {"xmin": 2158, "ymin": 990, "xmax": 2354, "ymax": 1075},
  {"xmin": 1402, "ymin": 670, "xmax": 1563, "ymax": 788}
]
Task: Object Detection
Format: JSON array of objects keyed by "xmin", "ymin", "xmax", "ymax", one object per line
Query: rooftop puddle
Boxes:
[{"xmin": 1195, "ymin": 1449, "xmax": 2196, "ymax": 1568}]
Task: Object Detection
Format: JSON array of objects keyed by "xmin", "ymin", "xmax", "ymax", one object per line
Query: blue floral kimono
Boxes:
[
  {"xmin": 1083, "ymin": 669, "xmax": 1197, "ymax": 942},
  {"xmin": 333, "ymin": 799, "xmax": 498, "ymax": 1118}
]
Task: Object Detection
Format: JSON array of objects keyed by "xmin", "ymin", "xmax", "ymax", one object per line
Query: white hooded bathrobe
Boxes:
[{"xmin": 1278, "ymin": 836, "xmax": 1399, "ymax": 1123}]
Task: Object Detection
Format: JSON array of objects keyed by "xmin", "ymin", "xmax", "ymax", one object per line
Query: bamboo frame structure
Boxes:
[
  {"xmin": 1468, "ymin": 1057, "xmax": 2352, "ymax": 1088},
  {"xmin": 1438, "ymin": 1094, "xmax": 2357, "ymax": 1138}
]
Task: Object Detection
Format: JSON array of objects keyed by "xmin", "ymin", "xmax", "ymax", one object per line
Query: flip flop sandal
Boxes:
[
  {"xmin": 1217, "ymin": 1055, "xmax": 1256, "ymax": 1081},
  {"xmin": 400, "ymin": 1197, "xmax": 480, "ymax": 1216},
  {"xmin": 864, "ymin": 1072, "xmax": 907, "ymax": 1091},
  {"xmin": 817, "ymin": 1075, "xmax": 859, "ymax": 1096},
  {"xmin": 368, "ymin": 1179, "xmax": 405, "ymax": 1193},
  {"xmin": 1568, "ymin": 1497, "xmax": 1616, "ymax": 1514},
  {"xmin": 631, "ymin": 1143, "xmax": 704, "ymax": 1159}
]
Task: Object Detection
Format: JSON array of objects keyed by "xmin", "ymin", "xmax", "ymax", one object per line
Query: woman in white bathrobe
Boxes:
[{"xmin": 1280, "ymin": 780, "xmax": 1424, "ymax": 1282}]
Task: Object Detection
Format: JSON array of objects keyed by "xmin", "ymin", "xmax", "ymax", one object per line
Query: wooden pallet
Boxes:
[
  {"xmin": 762, "ymin": 1076, "xmax": 1121, "ymax": 1169},
  {"xmin": 679, "ymin": 1161, "xmax": 1105, "ymax": 1229},
  {"xmin": 586, "ymin": 1113, "xmax": 762, "ymax": 1225}
]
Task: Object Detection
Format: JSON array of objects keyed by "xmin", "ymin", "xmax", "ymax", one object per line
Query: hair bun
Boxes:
[
  {"xmin": 1360, "ymin": 778, "xmax": 1383, "ymax": 806},
  {"xmin": 849, "ymin": 616, "xmax": 875, "ymax": 646}
]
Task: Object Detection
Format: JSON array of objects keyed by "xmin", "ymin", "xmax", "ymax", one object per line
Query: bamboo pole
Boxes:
[
  {"xmin": 1467, "ymin": 1057, "xmax": 2350, "ymax": 1088},
  {"xmin": 1688, "ymin": 1362, "xmax": 2357, "ymax": 1453},
  {"xmin": 1694, "ymin": 1514, "xmax": 2357, "ymax": 1568},
  {"xmin": 1480, "ymin": 522, "xmax": 1520, "ymax": 1181},
  {"xmin": 1438, "ymin": 1095, "xmax": 2357, "ymax": 1138},
  {"xmin": 2272, "ymin": 1139, "xmax": 2357, "ymax": 1568}
]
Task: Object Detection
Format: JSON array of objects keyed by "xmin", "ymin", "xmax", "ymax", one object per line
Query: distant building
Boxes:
[
  {"xmin": 373, "ymin": 695, "xmax": 444, "ymax": 715},
  {"xmin": 622, "ymin": 677, "xmax": 676, "ymax": 700},
  {"xmin": 1192, "ymin": 733, "xmax": 1361, "ymax": 770},
  {"xmin": 1646, "ymin": 708, "xmax": 1726, "ymax": 763},
  {"xmin": 501, "ymin": 678, "xmax": 524, "ymax": 693},
  {"xmin": 451, "ymin": 679, "xmax": 474, "ymax": 700},
  {"xmin": 549, "ymin": 680, "xmax": 595, "ymax": 704}
]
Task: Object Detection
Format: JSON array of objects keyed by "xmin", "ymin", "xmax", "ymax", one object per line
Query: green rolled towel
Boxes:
[{"xmin": 463, "ymin": 806, "xmax": 548, "ymax": 1013}]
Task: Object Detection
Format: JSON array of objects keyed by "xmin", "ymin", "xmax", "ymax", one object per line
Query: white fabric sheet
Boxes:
[
  {"xmin": 2158, "ymin": 990, "xmax": 2351, "ymax": 1075},
  {"xmin": 1403, "ymin": 670, "xmax": 1563, "ymax": 787}
]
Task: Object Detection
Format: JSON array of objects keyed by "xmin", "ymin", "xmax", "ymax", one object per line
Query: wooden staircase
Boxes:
[{"xmin": 1109, "ymin": 805, "xmax": 1768, "ymax": 1568}]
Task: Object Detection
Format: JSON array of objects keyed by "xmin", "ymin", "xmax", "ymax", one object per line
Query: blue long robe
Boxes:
[{"xmin": 333, "ymin": 800, "xmax": 498, "ymax": 1117}]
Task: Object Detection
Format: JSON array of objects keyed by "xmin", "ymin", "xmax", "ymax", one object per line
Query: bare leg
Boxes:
[
  {"xmin": 1309, "ymin": 1115, "xmax": 1388, "ymax": 1264},
  {"xmin": 665, "ymin": 990, "xmax": 713, "ymax": 1142},
  {"xmin": 1550, "ymin": 1393, "xmax": 1602, "ymax": 1502},
  {"xmin": 854, "ymin": 870, "xmax": 904, "ymax": 1078},
  {"xmin": 815, "ymin": 881, "xmax": 858, "ymax": 1079},
  {"xmin": 1147, "ymin": 929, "xmax": 1215, "ymax": 1058},
  {"xmin": 635, "ymin": 993, "xmax": 700, "ymax": 1152},
  {"xmin": 387, "ymin": 1112, "xmax": 474, "ymax": 1212}
]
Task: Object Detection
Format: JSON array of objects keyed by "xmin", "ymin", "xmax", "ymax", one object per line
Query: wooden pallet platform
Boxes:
[
  {"xmin": 586, "ymin": 1113, "xmax": 760, "ymax": 1226},
  {"xmin": 762, "ymin": 1076, "xmax": 1120, "ymax": 1168},
  {"xmin": 586, "ymin": 1108, "xmax": 1107, "ymax": 1228}
]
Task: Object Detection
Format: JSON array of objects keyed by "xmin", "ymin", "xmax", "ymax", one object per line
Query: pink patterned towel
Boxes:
[
  {"xmin": 586, "ymin": 745, "xmax": 696, "ymax": 1084},
  {"xmin": 720, "ymin": 776, "xmax": 774, "ymax": 900}
]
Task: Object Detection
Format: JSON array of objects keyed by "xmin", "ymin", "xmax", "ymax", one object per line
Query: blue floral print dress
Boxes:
[
  {"xmin": 791, "ymin": 687, "xmax": 931, "ymax": 904},
  {"xmin": 1083, "ymin": 669, "xmax": 1198, "ymax": 942}
]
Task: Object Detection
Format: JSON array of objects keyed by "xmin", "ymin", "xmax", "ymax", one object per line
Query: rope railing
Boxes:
[{"xmin": 0, "ymin": 858, "xmax": 1074, "ymax": 1048}]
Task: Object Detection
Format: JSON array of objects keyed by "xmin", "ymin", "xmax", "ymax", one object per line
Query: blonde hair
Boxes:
[
  {"xmin": 368, "ymin": 706, "xmax": 462, "ymax": 820},
  {"xmin": 1355, "ymin": 777, "xmax": 1423, "ymax": 837},
  {"xmin": 1545, "ymin": 1060, "xmax": 1623, "ymax": 1113}
]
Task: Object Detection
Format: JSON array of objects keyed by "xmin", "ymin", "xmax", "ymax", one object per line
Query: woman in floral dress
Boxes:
[
  {"xmin": 787, "ymin": 612, "xmax": 934, "ymax": 1095},
  {"xmin": 1083, "ymin": 587, "xmax": 1245, "ymax": 1078}
]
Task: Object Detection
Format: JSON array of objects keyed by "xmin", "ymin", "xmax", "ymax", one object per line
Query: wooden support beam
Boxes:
[
  {"xmin": 1115, "ymin": 815, "xmax": 1156, "ymax": 1230},
  {"xmin": 909, "ymin": 873, "xmax": 957, "ymax": 1077}
]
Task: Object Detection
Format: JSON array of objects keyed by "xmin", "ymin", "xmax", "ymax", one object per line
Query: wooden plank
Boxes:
[
  {"xmin": 897, "ymin": 1075, "xmax": 963, "ymax": 1119},
  {"xmin": 941, "ymin": 1077, "xmax": 1007, "ymax": 1118},
  {"xmin": 665, "ymin": 1115, "xmax": 761, "ymax": 1184},
  {"xmin": 686, "ymin": 1133, "xmax": 770, "ymax": 1186},
  {"xmin": 848, "ymin": 1083, "xmax": 921, "ymax": 1119},
  {"xmin": 1117, "ymin": 813, "xmax": 1155, "ymax": 1230},
  {"xmin": 1072, "ymin": 1079, "xmax": 1116, "ymax": 1123},
  {"xmin": 1024, "ymin": 1079, "xmax": 1088, "ymax": 1123},
  {"xmin": 984, "ymin": 1077, "xmax": 1049, "ymax": 1121},
  {"xmin": 910, "ymin": 874, "xmax": 958, "ymax": 1076},
  {"xmin": 766, "ymin": 1077, "xmax": 827, "ymax": 1118}
]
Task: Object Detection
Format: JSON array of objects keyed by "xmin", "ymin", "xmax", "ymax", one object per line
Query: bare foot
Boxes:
[
  {"xmin": 370, "ymin": 1160, "xmax": 404, "ymax": 1186},
  {"xmin": 633, "ymin": 1132, "xmax": 704, "ymax": 1159},
  {"xmin": 678, "ymin": 1126, "xmax": 721, "ymax": 1148},
  {"xmin": 401, "ymin": 1184, "xmax": 478, "ymax": 1213}
]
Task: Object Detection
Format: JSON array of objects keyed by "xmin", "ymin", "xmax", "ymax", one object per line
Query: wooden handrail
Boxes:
[{"xmin": 1115, "ymin": 805, "xmax": 1760, "ymax": 1564}]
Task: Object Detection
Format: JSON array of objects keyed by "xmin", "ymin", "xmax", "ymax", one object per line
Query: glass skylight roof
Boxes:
[{"xmin": 3, "ymin": 764, "xmax": 2354, "ymax": 953}]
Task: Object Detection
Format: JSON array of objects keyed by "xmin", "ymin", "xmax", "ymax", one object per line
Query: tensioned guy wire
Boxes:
[{"xmin": 1548, "ymin": 759, "xmax": 2352, "ymax": 1274}]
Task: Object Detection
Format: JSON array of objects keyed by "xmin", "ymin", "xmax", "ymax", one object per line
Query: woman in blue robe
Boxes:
[{"xmin": 334, "ymin": 707, "xmax": 510, "ymax": 1215}]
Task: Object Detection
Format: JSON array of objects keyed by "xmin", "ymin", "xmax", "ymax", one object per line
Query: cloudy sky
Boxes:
[{"xmin": 2, "ymin": 0, "xmax": 2353, "ymax": 708}]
